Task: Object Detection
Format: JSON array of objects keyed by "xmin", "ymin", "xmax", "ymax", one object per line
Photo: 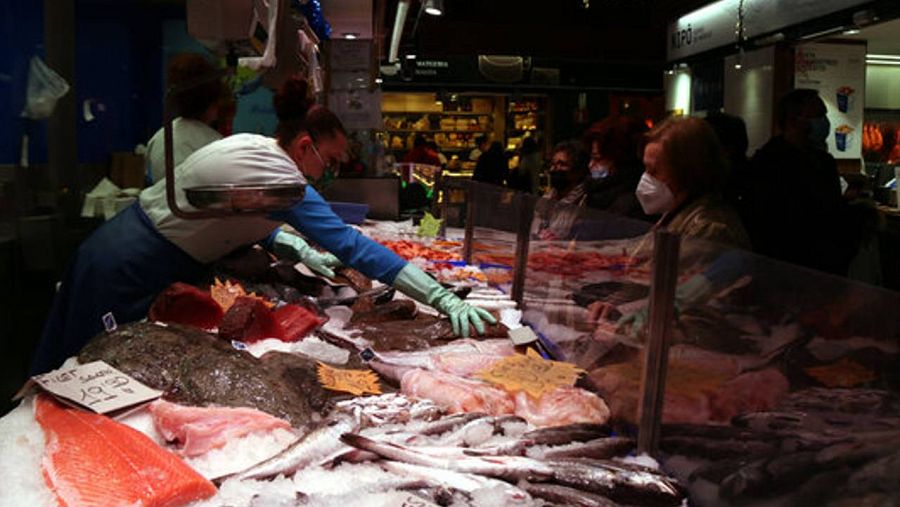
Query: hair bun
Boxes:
[{"xmin": 273, "ymin": 78, "xmax": 312, "ymax": 121}]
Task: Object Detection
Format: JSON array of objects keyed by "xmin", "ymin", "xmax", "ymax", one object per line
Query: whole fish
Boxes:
[
  {"xmin": 340, "ymin": 433, "xmax": 555, "ymax": 482},
  {"xmin": 538, "ymin": 437, "xmax": 635, "ymax": 460},
  {"xmin": 523, "ymin": 423, "xmax": 611, "ymax": 446},
  {"xmin": 380, "ymin": 461, "xmax": 533, "ymax": 504},
  {"xmin": 226, "ymin": 412, "xmax": 361, "ymax": 481},
  {"xmin": 334, "ymin": 393, "xmax": 443, "ymax": 426},
  {"xmin": 548, "ymin": 459, "xmax": 685, "ymax": 507},
  {"xmin": 409, "ymin": 412, "xmax": 488, "ymax": 436},
  {"xmin": 519, "ymin": 481, "xmax": 623, "ymax": 507}
]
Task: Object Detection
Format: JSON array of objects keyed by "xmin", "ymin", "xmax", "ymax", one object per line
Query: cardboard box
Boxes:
[{"xmin": 110, "ymin": 152, "xmax": 145, "ymax": 189}]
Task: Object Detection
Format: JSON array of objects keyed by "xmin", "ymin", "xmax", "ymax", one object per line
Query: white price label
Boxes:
[
  {"xmin": 508, "ymin": 325, "xmax": 539, "ymax": 346},
  {"xmin": 32, "ymin": 361, "xmax": 162, "ymax": 414}
]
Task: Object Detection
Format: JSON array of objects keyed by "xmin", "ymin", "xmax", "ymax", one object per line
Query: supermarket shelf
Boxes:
[
  {"xmin": 384, "ymin": 111, "xmax": 490, "ymax": 116},
  {"xmin": 385, "ymin": 129, "xmax": 491, "ymax": 134}
]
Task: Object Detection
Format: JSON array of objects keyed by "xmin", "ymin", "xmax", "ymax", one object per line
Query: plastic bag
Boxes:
[{"xmin": 21, "ymin": 56, "xmax": 70, "ymax": 119}]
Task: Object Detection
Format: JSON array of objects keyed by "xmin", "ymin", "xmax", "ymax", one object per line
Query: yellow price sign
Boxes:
[
  {"xmin": 417, "ymin": 212, "xmax": 443, "ymax": 238},
  {"xmin": 316, "ymin": 363, "xmax": 382, "ymax": 396},
  {"xmin": 476, "ymin": 348, "xmax": 585, "ymax": 398}
]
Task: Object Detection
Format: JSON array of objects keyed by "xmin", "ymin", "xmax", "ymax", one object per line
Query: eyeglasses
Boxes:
[
  {"xmin": 550, "ymin": 158, "xmax": 571, "ymax": 170},
  {"xmin": 310, "ymin": 143, "xmax": 333, "ymax": 172}
]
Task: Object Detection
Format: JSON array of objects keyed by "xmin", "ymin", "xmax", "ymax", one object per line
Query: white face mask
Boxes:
[
  {"xmin": 589, "ymin": 161, "xmax": 609, "ymax": 180},
  {"xmin": 635, "ymin": 172, "xmax": 675, "ymax": 215}
]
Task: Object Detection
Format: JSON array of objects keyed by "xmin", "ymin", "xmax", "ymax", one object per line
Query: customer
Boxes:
[
  {"xmin": 582, "ymin": 116, "xmax": 648, "ymax": 219},
  {"xmin": 145, "ymin": 53, "xmax": 230, "ymax": 184},
  {"xmin": 745, "ymin": 89, "xmax": 853, "ymax": 275},
  {"xmin": 404, "ymin": 135, "xmax": 441, "ymax": 167},
  {"xmin": 545, "ymin": 139, "xmax": 590, "ymax": 205},
  {"xmin": 705, "ymin": 112, "xmax": 751, "ymax": 220},
  {"xmin": 636, "ymin": 116, "xmax": 750, "ymax": 248},
  {"xmin": 472, "ymin": 141, "xmax": 507, "ymax": 186},
  {"xmin": 514, "ymin": 137, "xmax": 542, "ymax": 194}
]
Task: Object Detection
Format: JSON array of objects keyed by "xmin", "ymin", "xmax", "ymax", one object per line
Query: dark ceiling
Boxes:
[{"xmin": 380, "ymin": 0, "xmax": 712, "ymax": 63}]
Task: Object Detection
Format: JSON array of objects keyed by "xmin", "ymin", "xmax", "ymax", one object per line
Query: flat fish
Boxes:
[
  {"xmin": 78, "ymin": 322, "xmax": 319, "ymax": 426},
  {"xmin": 35, "ymin": 395, "xmax": 217, "ymax": 507}
]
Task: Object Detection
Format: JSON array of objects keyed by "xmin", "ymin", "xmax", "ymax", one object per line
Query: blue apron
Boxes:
[{"xmin": 30, "ymin": 202, "xmax": 205, "ymax": 374}]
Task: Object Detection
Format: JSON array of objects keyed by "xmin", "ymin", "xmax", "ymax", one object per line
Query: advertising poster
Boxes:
[{"xmin": 795, "ymin": 43, "xmax": 866, "ymax": 159}]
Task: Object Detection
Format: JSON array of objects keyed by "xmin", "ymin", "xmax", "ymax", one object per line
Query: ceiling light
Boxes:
[
  {"xmin": 734, "ymin": 62, "xmax": 743, "ymax": 70},
  {"xmin": 867, "ymin": 54, "xmax": 900, "ymax": 60},
  {"xmin": 405, "ymin": 53, "xmax": 416, "ymax": 59},
  {"xmin": 375, "ymin": 78, "xmax": 383, "ymax": 84},
  {"xmin": 842, "ymin": 28, "xmax": 860, "ymax": 35},
  {"xmin": 867, "ymin": 59, "xmax": 900, "ymax": 66},
  {"xmin": 343, "ymin": 32, "xmax": 359, "ymax": 39},
  {"xmin": 424, "ymin": 0, "xmax": 443, "ymax": 16}
]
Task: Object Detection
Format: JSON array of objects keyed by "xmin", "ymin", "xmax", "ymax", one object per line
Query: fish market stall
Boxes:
[{"xmin": 0, "ymin": 194, "xmax": 686, "ymax": 507}]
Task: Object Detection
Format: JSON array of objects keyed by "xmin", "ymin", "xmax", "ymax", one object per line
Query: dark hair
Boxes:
[
  {"xmin": 273, "ymin": 78, "xmax": 346, "ymax": 149},
  {"xmin": 704, "ymin": 112, "xmax": 748, "ymax": 161},
  {"xmin": 645, "ymin": 116, "xmax": 726, "ymax": 197},
  {"xmin": 583, "ymin": 115, "xmax": 648, "ymax": 170},
  {"xmin": 520, "ymin": 137, "xmax": 539, "ymax": 155},
  {"xmin": 488, "ymin": 141, "xmax": 504, "ymax": 155},
  {"xmin": 777, "ymin": 88, "xmax": 821, "ymax": 129},
  {"xmin": 168, "ymin": 53, "xmax": 225, "ymax": 119},
  {"xmin": 552, "ymin": 139, "xmax": 589, "ymax": 176},
  {"xmin": 414, "ymin": 135, "xmax": 428, "ymax": 148}
]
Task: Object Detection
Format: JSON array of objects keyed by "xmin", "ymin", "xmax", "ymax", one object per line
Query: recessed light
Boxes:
[
  {"xmin": 343, "ymin": 32, "xmax": 359, "ymax": 39},
  {"xmin": 424, "ymin": 0, "xmax": 443, "ymax": 16},
  {"xmin": 375, "ymin": 78, "xmax": 383, "ymax": 84},
  {"xmin": 842, "ymin": 28, "xmax": 860, "ymax": 35},
  {"xmin": 405, "ymin": 54, "xmax": 416, "ymax": 60}
]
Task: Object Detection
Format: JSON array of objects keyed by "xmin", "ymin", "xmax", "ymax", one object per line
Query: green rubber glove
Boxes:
[
  {"xmin": 272, "ymin": 230, "xmax": 342, "ymax": 279},
  {"xmin": 617, "ymin": 274, "xmax": 713, "ymax": 339},
  {"xmin": 393, "ymin": 264, "xmax": 497, "ymax": 338}
]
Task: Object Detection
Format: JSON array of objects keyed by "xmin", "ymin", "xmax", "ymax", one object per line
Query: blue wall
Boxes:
[
  {"xmin": 1, "ymin": 2, "xmax": 282, "ymax": 167},
  {"xmin": 1, "ymin": 1, "xmax": 47, "ymax": 165}
]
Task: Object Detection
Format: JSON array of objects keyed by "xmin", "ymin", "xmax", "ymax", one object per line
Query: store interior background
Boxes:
[{"xmin": 2, "ymin": 0, "xmax": 900, "ymax": 411}]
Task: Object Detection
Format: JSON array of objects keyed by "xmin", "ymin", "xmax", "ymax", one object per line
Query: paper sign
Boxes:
[
  {"xmin": 508, "ymin": 326, "xmax": 539, "ymax": 346},
  {"xmin": 417, "ymin": 212, "xmax": 443, "ymax": 238},
  {"xmin": 32, "ymin": 361, "xmax": 162, "ymax": 414},
  {"xmin": 477, "ymin": 348, "xmax": 585, "ymax": 398},
  {"xmin": 317, "ymin": 362, "xmax": 382, "ymax": 396}
]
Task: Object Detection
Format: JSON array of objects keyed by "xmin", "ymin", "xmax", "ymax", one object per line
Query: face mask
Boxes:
[
  {"xmin": 635, "ymin": 172, "xmax": 675, "ymax": 215},
  {"xmin": 808, "ymin": 116, "xmax": 830, "ymax": 148},
  {"xmin": 589, "ymin": 161, "xmax": 609, "ymax": 180},
  {"xmin": 550, "ymin": 171, "xmax": 569, "ymax": 191}
]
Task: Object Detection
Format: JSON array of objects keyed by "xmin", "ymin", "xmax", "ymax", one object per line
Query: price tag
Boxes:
[
  {"xmin": 416, "ymin": 212, "xmax": 443, "ymax": 238},
  {"xmin": 508, "ymin": 325, "xmax": 539, "ymax": 346},
  {"xmin": 31, "ymin": 361, "xmax": 162, "ymax": 414},
  {"xmin": 477, "ymin": 348, "xmax": 585, "ymax": 398},
  {"xmin": 316, "ymin": 362, "xmax": 382, "ymax": 396}
]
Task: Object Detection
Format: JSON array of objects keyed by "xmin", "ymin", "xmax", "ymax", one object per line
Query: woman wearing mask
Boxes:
[
  {"xmin": 636, "ymin": 116, "xmax": 750, "ymax": 248},
  {"xmin": 545, "ymin": 139, "xmax": 590, "ymax": 205},
  {"xmin": 583, "ymin": 116, "xmax": 649, "ymax": 219},
  {"xmin": 31, "ymin": 78, "xmax": 494, "ymax": 375}
]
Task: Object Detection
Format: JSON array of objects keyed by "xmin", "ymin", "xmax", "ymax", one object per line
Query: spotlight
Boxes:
[
  {"xmin": 343, "ymin": 32, "xmax": 359, "ymax": 39},
  {"xmin": 424, "ymin": 0, "xmax": 443, "ymax": 16}
]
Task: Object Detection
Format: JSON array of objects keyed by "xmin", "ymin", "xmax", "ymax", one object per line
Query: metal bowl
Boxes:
[{"xmin": 184, "ymin": 184, "xmax": 306, "ymax": 213}]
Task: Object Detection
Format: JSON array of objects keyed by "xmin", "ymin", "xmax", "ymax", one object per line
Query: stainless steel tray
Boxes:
[{"xmin": 184, "ymin": 184, "xmax": 306, "ymax": 213}]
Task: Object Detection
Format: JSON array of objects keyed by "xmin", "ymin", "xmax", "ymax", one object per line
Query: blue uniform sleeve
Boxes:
[
  {"xmin": 701, "ymin": 249, "xmax": 753, "ymax": 287},
  {"xmin": 269, "ymin": 186, "xmax": 408, "ymax": 284}
]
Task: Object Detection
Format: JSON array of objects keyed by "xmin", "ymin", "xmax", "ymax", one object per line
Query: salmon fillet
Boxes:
[{"xmin": 35, "ymin": 395, "xmax": 217, "ymax": 507}]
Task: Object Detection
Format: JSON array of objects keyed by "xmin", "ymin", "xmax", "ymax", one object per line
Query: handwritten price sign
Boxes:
[
  {"xmin": 477, "ymin": 348, "xmax": 585, "ymax": 398},
  {"xmin": 32, "ymin": 361, "xmax": 162, "ymax": 414},
  {"xmin": 317, "ymin": 362, "xmax": 382, "ymax": 396}
]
